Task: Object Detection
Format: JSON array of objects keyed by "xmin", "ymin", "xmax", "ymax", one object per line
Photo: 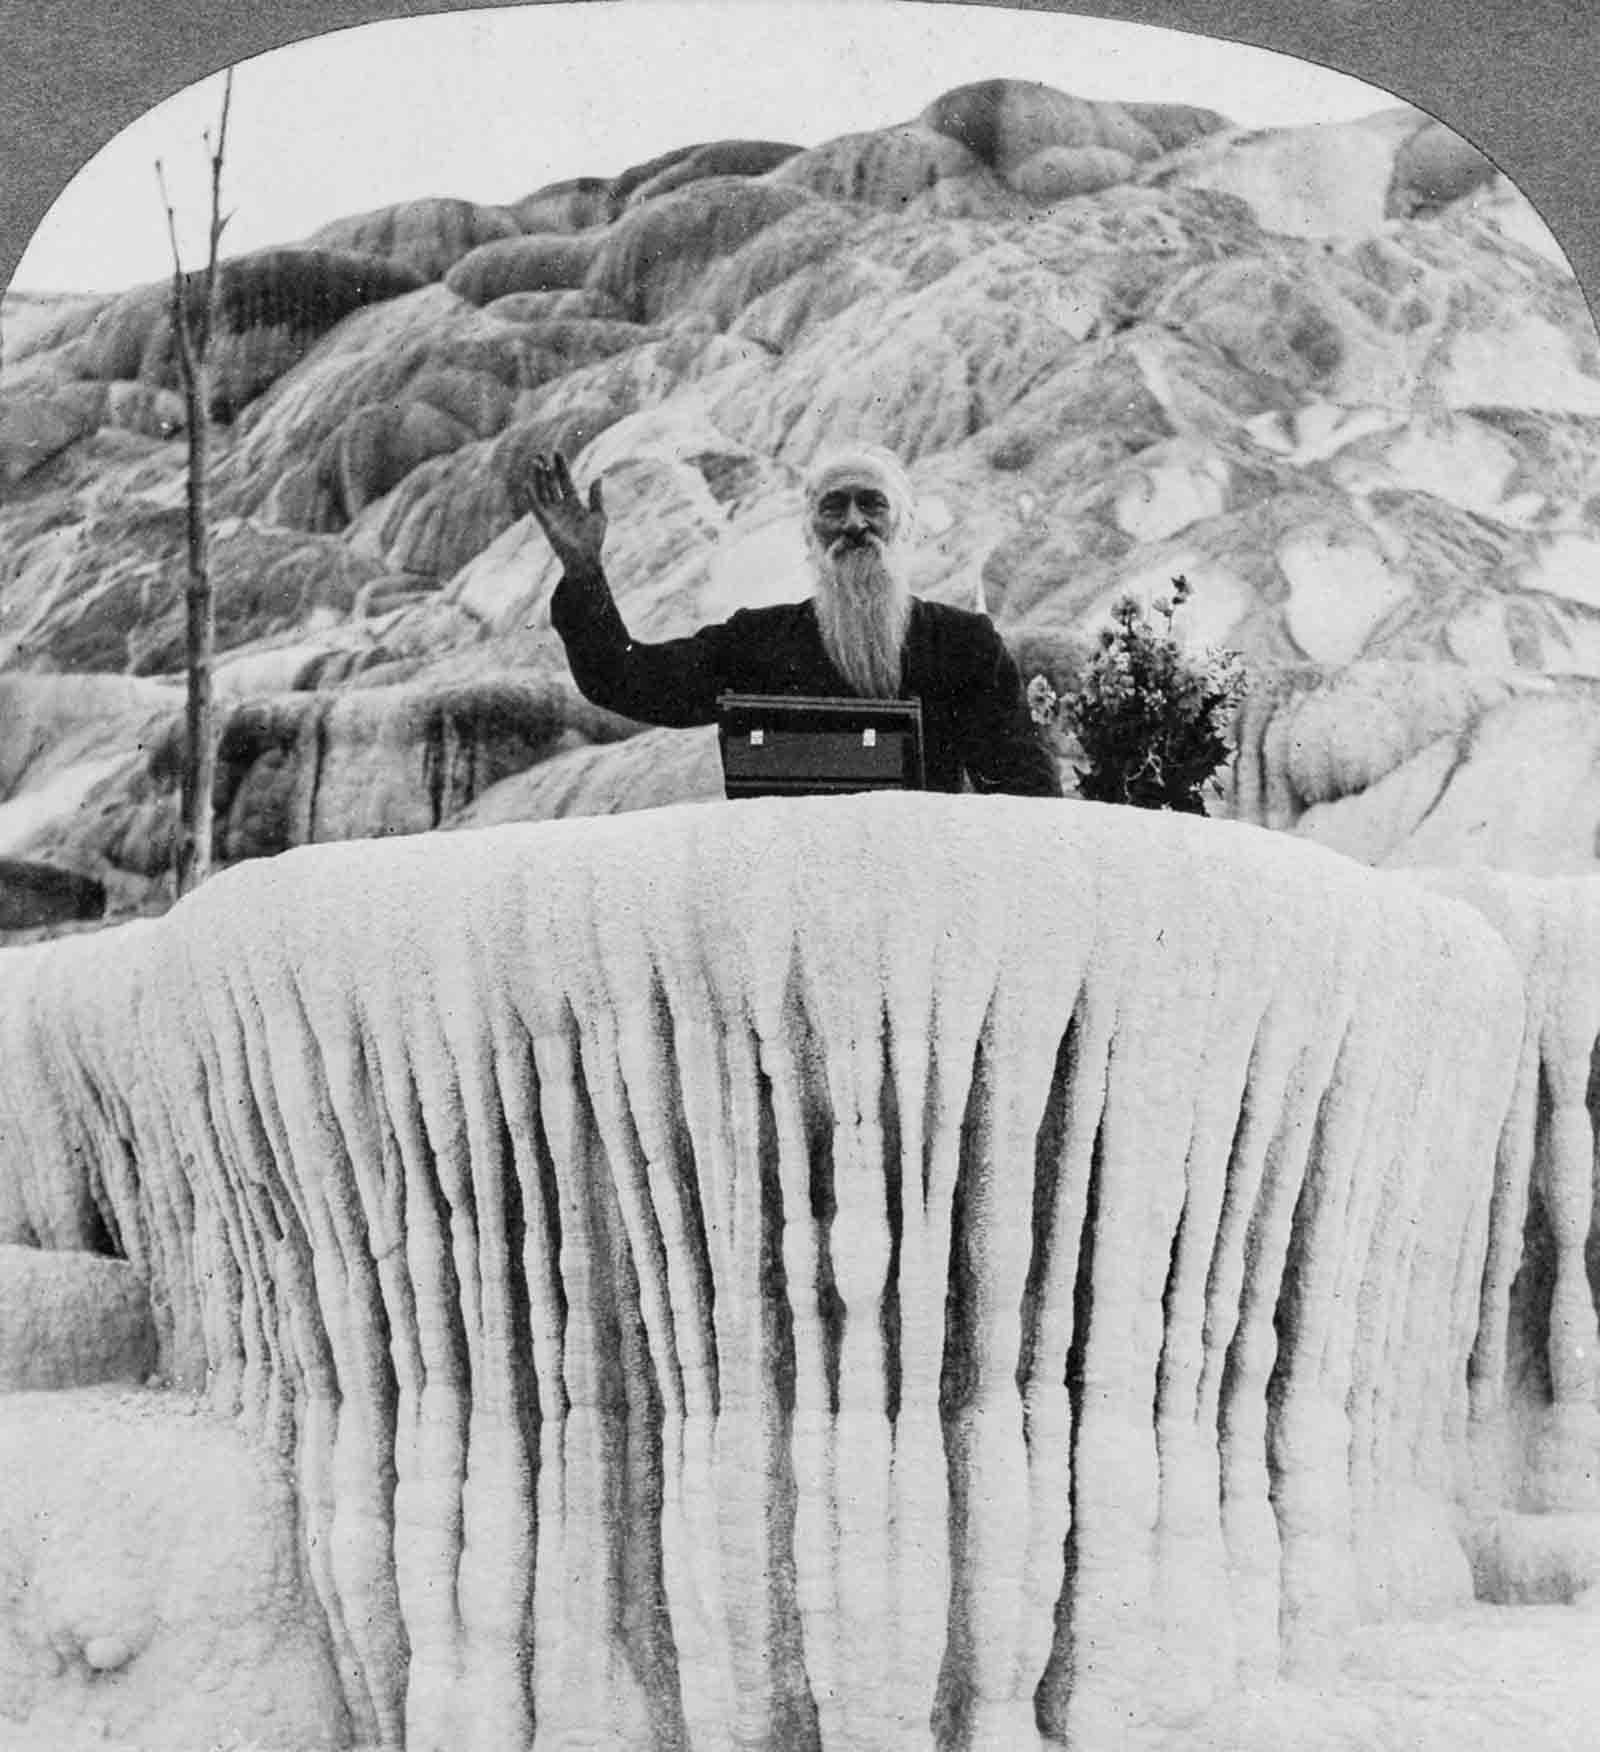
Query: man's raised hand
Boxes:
[{"xmin": 520, "ymin": 451, "xmax": 608, "ymax": 574}]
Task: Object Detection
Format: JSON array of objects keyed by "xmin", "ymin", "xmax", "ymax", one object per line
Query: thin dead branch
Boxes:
[{"xmin": 158, "ymin": 67, "xmax": 234, "ymax": 898}]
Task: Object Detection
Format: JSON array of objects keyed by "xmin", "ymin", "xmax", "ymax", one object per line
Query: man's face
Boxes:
[{"xmin": 809, "ymin": 479, "xmax": 897, "ymax": 558}]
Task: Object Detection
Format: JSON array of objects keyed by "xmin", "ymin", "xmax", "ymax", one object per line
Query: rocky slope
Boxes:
[{"xmin": 3, "ymin": 79, "xmax": 1597, "ymax": 923}]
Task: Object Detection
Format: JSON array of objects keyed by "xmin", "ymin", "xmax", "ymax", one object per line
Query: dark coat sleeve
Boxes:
[
  {"xmin": 549, "ymin": 558, "xmax": 733, "ymax": 728},
  {"xmin": 949, "ymin": 614, "xmax": 1064, "ymax": 798}
]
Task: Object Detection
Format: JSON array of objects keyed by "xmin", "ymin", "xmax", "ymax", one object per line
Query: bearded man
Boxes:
[{"xmin": 521, "ymin": 446, "xmax": 1062, "ymax": 797}]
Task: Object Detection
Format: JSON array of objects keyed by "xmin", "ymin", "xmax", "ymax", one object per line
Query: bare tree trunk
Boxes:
[
  {"xmin": 159, "ymin": 69, "xmax": 232, "ymax": 899},
  {"xmin": 176, "ymin": 350, "xmax": 215, "ymax": 896}
]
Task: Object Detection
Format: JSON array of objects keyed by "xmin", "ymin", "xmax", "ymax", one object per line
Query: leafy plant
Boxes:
[{"xmin": 1028, "ymin": 575, "xmax": 1248, "ymax": 814}]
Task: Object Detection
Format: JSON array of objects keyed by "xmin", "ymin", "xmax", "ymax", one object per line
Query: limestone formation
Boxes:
[
  {"xmin": 0, "ymin": 673, "xmax": 175, "ymax": 803},
  {"xmin": 1217, "ymin": 662, "xmax": 1600, "ymax": 876},
  {"xmin": 105, "ymin": 377, "xmax": 186, "ymax": 438},
  {"xmin": 206, "ymin": 675, "xmax": 616, "ymax": 857},
  {"xmin": 2, "ymin": 505, "xmax": 396, "ymax": 676},
  {"xmin": 0, "ymin": 290, "xmax": 108, "ymax": 367},
  {"xmin": 7, "ymin": 66, "xmax": 1600, "ymax": 1751},
  {"xmin": 616, "ymin": 138, "xmax": 802, "ymax": 208},
  {"xmin": 0, "ymin": 675, "xmax": 179, "ymax": 918},
  {"xmin": 585, "ymin": 177, "xmax": 818, "ymax": 323},
  {"xmin": 1389, "ymin": 119, "xmax": 1500, "ymax": 219},
  {"xmin": 1008, "ymin": 144, "xmax": 1139, "ymax": 204},
  {"xmin": 1149, "ymin": 109, "xmax": 1418, "ymax": 239},
  {"xmin": 308, "ymin": 197, "xmax": 522, "ymax": 281},
  {"xmin": 0, "ymin": 1389, "xmax": 350, "ymax": 1749},
  {"xmin": 1224, "ymin": 662, "xmax": 1521, "ymax": 831},
  {"xmin": 443, "ymin": 233, "xmax": 599, "ymax": 306},
  {"xmin": 607, "ymin": 140, "xmax": 713, "ymax": 211},
  {"xmin": 509, "ymin": 175, "xmax": 613, "ymax": 235},
  {"xmin": 921, "ymin": 79, "xmax": 1201, "ymax": 176},
  {"xmin": 690, "ymin": 199, "xmax": 862, "ymax": 331},
  {"xmin": 71, "ymin": 248, "xmax": 426, "ymax": 420},
  {"xmin": 0, "ymin": 383, "xmax": 103, "ymax": 484},
  {"xmin": 0, "ymin": 797, "xmax": 1563, "ymax": 1748},
  {"xmin": 0, "ymin": 1245, "xmax": 153, "ymax": 1388},
  {"xmin": 4, "ymin": 77, "xmax": 1600, "ymax": 887},
  {"xmin": 1414, "ymin": 869, "xmax": 1600, "ymax": 1525},
  {"xmin": 14, "ymin": 673, "xmax": 629, "ymax": 888},
  {"xmin": 451, "ymin": 721, "xmax": 725, "ymax": 824},
  {"xmin": 0, "ymin": 857, "xmax": 104, "ymax": 929},
  {"xmin": 768, "ymin": 122, "xmax": 991, "ymax": 212},
  {"xmin": 482, "ymin": 286, "xmax": 628, "ymax": 323}
]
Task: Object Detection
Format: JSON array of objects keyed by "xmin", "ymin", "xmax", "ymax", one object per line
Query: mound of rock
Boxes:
[
  {"xmin": 0, "ymin": 797, "xmax": 1578, "ymax": 1748},
  {"xmin": 1227, "ymin": 665, "xmax": 1600, "ymax": 874},
  {"xmin": 0, "ymin": 857, "xmax": 104, "ymax": 930},
  {"xmin": 612, "ymin": 137, "xmax": 801, "ymax": 209},
  {"xmin": 306, "ymin": 195, "xmax": 521, "ymax": 280},
  {"xmin": 10, "ymin": 671, "xmax": 633, "ymax": 912},
  {"xmin": 587, "ymin": 177, "xmax": 819, "ymax": 322},
  {"xmin": 509, "ymin": 174, "xmax": 612, "ymax": 234},
  {"xmin": 924, "ymin": 77, "xmax": 1222, "ymax": 176},
  {"xmin": 206, "ymin": 674, "xmax": 606, "ymax": 857},
  {"xmin": 0, "ymin": 1387, "xmax": 349, "ymax": 1749},
  {"xmin": 0, "ymin": 1246, "xmax": 153, "ymax": 1389},
  {"xmin": 0, "ymin": 382, "xmax": 103, "ymax": 484},
  {"xmin": 444, "ymin": 232, "xmax": 599, "ymax": 304},
  {"xmin": 71, "ymin": 247, "xmax": 427, "ymax": 421},
  {"xmin": 4, "ymin": 506, "xmax": 401, "ymax": 675},
  {"xmin": 452, "ymin": 720, "xmax": 724, "ymax": 823}
]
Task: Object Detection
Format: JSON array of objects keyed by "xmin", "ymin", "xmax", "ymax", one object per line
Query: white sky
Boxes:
[{"xmin": 11, "ymin": 0, "xmax": 1400, "ymax": 296}]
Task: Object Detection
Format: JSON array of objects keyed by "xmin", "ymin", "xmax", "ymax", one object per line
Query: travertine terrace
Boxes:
[
  {"xmin": 8, "ymin": 81, "xmax": 1600, "ymax": 911},
  {"xmin": 7, "ymin": 796, "xmax": 1596, "ymax": 1748}
]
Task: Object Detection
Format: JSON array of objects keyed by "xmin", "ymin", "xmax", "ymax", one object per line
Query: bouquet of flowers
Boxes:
[{"xmin": 1027, "ymin": 575, "xmax": 1248, "ymax": 815}]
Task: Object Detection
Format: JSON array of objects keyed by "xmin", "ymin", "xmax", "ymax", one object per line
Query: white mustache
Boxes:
[{"xmin": 828, "ymin": 530, "xmax": 884, "ymax": 557}]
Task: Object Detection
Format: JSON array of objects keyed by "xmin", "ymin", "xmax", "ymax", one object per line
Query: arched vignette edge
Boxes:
[{"xmin": 1, "ymin": 0, "xmax": 1597, "ymax": 333}]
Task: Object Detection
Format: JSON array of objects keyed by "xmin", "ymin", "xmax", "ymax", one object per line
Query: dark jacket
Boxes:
[{"xmin": 550, "ymin": 560, "xmax": 1062, "ymax": 797}]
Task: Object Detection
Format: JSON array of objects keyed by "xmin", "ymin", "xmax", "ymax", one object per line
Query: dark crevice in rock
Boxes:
[{"xmin": 1033, "ymin": 1090, "xmax": 1107, "ymax": 1743}]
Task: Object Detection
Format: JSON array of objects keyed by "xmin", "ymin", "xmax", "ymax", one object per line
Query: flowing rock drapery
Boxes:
[{"xmin": 0, "ymin": 797, "xmax": 1561, "ymax": 1748}]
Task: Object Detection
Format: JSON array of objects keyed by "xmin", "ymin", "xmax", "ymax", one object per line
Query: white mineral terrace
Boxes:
[{"xmin": 1, "ymin": 795, "xmax": 1597, "ymax": 1750}]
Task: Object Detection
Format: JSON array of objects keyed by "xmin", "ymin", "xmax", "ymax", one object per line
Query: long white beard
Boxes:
[{"xmin": 810, "ymin": 537, "xmax": 912, "ymax": 699}]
